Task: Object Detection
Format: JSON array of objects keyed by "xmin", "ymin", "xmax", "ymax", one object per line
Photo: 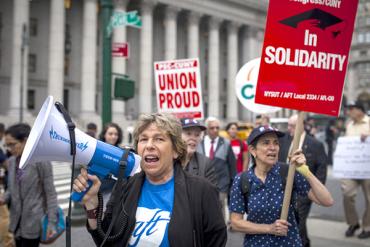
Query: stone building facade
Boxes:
[{"xmin": 0, "ymin": 0, "xmax": 367, "ymax": 131}]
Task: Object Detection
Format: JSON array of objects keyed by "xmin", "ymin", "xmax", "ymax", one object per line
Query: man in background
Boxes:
[
  {"xmin": 255, "ymin": 114, "xmax": 270, "ymax": 127},
  {"xmin": 197, "ymin": 117, "xmax": 236, "ymax": 221},
  {"xmin": 341, "ymin": 101, "xmax": 370, "ymax": 239},
  {"xmin": 279, "ymin": 114, "xmax": 328, "ymax": 247},
  {"xmin": 86, "ymin": 122, "xmax": 98, "ymax": 138}
]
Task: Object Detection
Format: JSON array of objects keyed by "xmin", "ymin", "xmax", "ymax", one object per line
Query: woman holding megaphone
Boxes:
[
  {"xmin": 0, "ymin": 123, "xmax": 58, "ymax": 247},
  {"xmin": 73, "ymin": 113, "xmax": 227, "ymax": 247}
]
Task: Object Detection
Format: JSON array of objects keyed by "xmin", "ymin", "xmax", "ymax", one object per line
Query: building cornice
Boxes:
[{"xmin": 155, "ymin": 0, "xmax": 267, "ymax": 29}]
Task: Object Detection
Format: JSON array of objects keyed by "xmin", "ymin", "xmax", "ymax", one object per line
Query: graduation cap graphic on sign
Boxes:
[{"xmin": 280, "ymin": 8, "xmax": 344, "ymax": 38}]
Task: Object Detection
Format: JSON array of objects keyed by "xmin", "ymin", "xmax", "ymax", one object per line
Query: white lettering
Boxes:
[
  {"xmin": 264, "ymin": 46, "xmax": 275, "ymax": 64},
  {"xmin": 263, "ymin": 46, "xmax": 347, "ymax": 71}
]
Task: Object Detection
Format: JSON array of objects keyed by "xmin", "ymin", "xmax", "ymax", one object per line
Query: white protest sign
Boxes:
[
  {"xmin": 333, "ymin": 136, "xmax": 370, "ymax": 179},
  {"xmin": 154, "ymin": 58, "xmax": 204, "ymax": 119},
  {"xmin": 235, "ymin": 58, "xmax": 281, "ymax": 114}
]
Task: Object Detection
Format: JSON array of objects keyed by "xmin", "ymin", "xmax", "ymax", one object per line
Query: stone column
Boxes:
[
  {"xmin": 8, "ymin": 0, "xmax": 29, "ymax": 117},
  {"xmin": 187, "ymin": 12, "xmax": 201, "ymax": 59},
  {"xmin": 242, "ymin": 26, "xmax": 260, "ymax": 63},
  {"xmin": 240, "ymin": 26, "xmax": 260, "ymax": 121},
  {"xmin": 227, "ymin": 22, "xmax": 239, "ymax": 121},
  {"xmin": 81, "ymin": 0, "xmax": 98, "ymax": 119},
  {"xmin": 347, "ymin": 64, "xmax": 357, "ymax": 102},
  {"xmin": 256, "ymin": 29, "xmax": 264, "ymax": 57},
  {"xmin": 112, "ymin": 0, "xmax": 129, "ymax": 118},
  {"xmin": 139, "ymin": 1, "xmax": 155, "ymax": 114},
  {"xmin": 164, "ymin": 6, "xmax": 179, "ymax": 60},
  {"xmin": 208, "ymin": 17, "xmax": 221, "ymax": 118},
  {"xmin": 48, "ymin": 0, "xmax": 65, "ymax": 102}
]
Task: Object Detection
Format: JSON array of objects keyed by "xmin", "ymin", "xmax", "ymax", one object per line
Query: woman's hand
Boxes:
[
  {"xmin": 290, "ymin": 150, "xmax": 312, "ymax": 178},
  {"xmin": 289, "ymin": 149, "xmax": 306, "ymax": 167},
  {"xmin": 46, "ymin": 226, "xmax": 57, "ymax": 239},
  {"xmin": 72, "ymin": 167, "xmax": 101, "ymax": 209},
  {"xmin": 269, "ymin": 219, "xmax": 291, "ymax": 236}
]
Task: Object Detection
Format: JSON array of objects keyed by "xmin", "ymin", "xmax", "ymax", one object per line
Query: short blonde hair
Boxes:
[{"xmin": 133, "ymin": 113, "xmax": 187, "ymax": 164}]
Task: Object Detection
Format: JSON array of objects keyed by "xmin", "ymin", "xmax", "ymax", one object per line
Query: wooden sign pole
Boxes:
[{"xmin": 280, "ymin": 111, "xmax": 306, "ymax": 220}]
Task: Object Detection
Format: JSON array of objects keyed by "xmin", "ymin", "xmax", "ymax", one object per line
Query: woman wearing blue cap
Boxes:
[{"xmin": 229, "ymin": 125, "xmax": 333, "ymax": 247}]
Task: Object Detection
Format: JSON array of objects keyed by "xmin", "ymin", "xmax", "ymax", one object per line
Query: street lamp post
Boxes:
[
  {"xmin": 101, "ymin": 0, "xmax": 113, "ymax": 126},
  {"xmin": 20, "ymin": 24, "xmax": 28, "ymax": 123}
]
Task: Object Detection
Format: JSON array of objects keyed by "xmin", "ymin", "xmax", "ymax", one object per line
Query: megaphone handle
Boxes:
[{"xmin": 71, "ymin": 180, "xmax": 93, "ymax": 202}]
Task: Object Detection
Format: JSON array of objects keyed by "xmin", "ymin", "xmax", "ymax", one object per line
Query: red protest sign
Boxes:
[
  {"xmin": 255, "ymin": 0, "xmax": 359, "ymax": 116},
  {"xmin": 154, "ymin": 58, "xmax": 204, "ymax": 119}
]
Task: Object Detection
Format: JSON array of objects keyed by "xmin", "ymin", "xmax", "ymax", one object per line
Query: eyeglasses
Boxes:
[{"xmin": 4, "ymin": 142, "xmax": 19, "ymax": 149}]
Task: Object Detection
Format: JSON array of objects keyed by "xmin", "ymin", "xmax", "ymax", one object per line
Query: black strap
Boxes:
[
  {"xmin": 279, "ymin": 163, "xmax": 289, "ymax": 189},
  {"xmin": 240, "ymin": 171, "xmax": 250, "ymax": 213},
  {"xmin": 54, "ymin": 101, "xmax": 76, "ymax": 247},
  {"xmin": 240, "ymin": 171, "xmax": 249, "ymax": 197},
  {"xmin": 55, "ymin": 102, "xmax": 76, "ymax": 156}
]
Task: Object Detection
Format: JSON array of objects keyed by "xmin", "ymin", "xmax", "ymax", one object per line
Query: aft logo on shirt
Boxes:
[{"xmin": 128, "ymin": 207, "xmax": 171, "ymax": 247}]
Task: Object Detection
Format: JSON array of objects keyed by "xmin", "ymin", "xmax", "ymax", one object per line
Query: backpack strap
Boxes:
[
  {"xmin": 278, "ymin": 163, "xmax": 289, "ymax": 189},
  {"xmin": 240, "ymin": 171, "xmax": 250, "ymax": 213}
]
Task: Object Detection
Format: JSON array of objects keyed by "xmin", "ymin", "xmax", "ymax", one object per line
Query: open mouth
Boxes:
[
  {"xmin": 144, "ymin": 155, "xmax": 160, "ymax": 163},
  {"xmin": 267, "ymin": 153, "xmax": 277, "ymax": 158}
]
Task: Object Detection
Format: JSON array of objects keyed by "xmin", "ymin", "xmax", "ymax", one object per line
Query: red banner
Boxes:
[{"xmin": 255, "ymin": 0, "xmax": 359, "ymax": 116}]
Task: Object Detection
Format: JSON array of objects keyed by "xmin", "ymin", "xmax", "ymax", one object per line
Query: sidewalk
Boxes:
[
  {"xmin": 48, "ymin": 218, "xmax": 370, "ymax": 247},
  {"xmin": 308, "ymin": 218, "xmax": 370, "ymax": 247}
]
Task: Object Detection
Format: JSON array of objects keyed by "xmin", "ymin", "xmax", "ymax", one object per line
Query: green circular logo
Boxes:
[{"xmin": 241, "ymin": 84, "xmax": 254, "ymax": 100}]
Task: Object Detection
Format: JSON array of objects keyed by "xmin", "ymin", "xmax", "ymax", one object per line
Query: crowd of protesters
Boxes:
[{"xmin": 0, "ymin": 99, "xmax": 369, "ymax": 246}]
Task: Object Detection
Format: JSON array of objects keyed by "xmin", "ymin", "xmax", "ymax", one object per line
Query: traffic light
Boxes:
[{"xmin": 114, "ymin": 75, "xmax": 135, "ymax": 101}]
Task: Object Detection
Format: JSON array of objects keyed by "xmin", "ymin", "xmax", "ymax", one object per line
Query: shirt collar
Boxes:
[
  {"xmin": 249, "ymin": 162, "xmax": 280, "ymax": 184},
  {"xmin": 206, "ymin": 135, "xmax": 219, "ymax": 144}
]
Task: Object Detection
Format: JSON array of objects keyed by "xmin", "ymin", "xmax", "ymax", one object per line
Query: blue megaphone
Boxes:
[{"xmin": 19, "ymin": 96, "xmax": 141, "ymax": 202}]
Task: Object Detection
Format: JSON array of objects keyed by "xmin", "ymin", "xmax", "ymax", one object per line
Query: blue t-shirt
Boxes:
[
  {"xmin": 128, "ymin": 176, "xmax": 175, "ymax": 247},
  {"xmin": 229, "ymin": 163, "xmax": 310, "ymax": 247}
]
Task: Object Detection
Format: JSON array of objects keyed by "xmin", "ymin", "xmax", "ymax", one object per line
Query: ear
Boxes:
[
  {"xmin": 249, "ymin": 146, "xmax": 256, "ymax": 158},
  {"xmin": 173, "ymin": 151, "xmax": 179, "ymax": 160}
]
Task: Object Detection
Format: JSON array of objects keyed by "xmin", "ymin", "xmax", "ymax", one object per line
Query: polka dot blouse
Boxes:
[{"xmin": 229, "ymin": 163, "xmax": 311, "ymax": 247}]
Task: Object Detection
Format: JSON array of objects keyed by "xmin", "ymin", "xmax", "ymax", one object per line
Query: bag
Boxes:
[{"xmin": 40, "ymin": 206, "xmax": 66, "ymax": 244}]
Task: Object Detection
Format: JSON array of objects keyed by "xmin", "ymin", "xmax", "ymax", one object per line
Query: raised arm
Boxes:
[{"xmin": 290, "ymin": 150, "xmax": 334, "ymax": 207}]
